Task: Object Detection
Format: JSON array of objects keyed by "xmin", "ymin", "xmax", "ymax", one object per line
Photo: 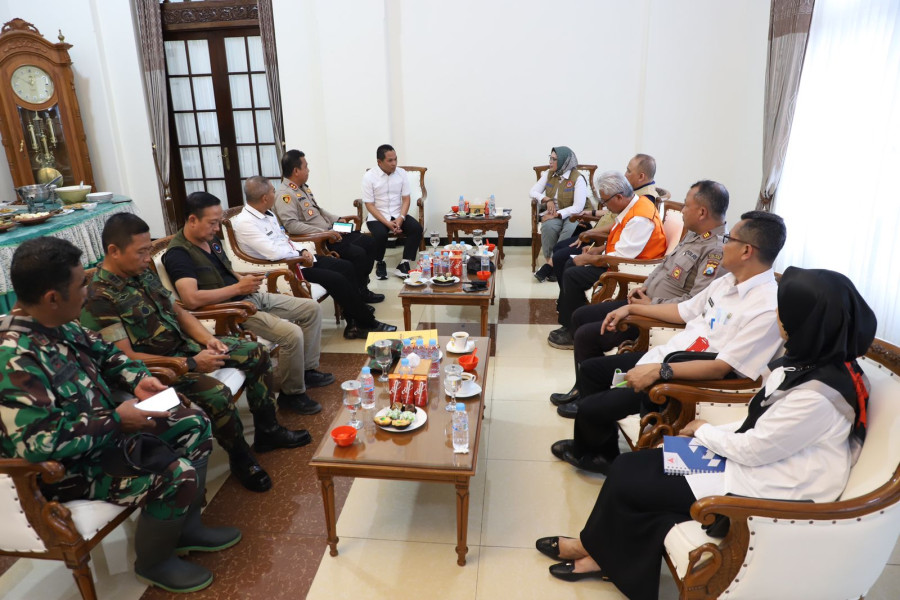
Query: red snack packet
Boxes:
[
  {"xmin": 388, "ymin": 374, "xmax": 403, "ymax": 404},
  {"xmin": 399, "ymin": 377, "xmax": 415, "ymax": 405},
  {"xmin": 412, "ymin": 376, "xmax": 428, "ymax": 407},
  {"xmin": 685, "ymin": 336, "xmax": 710, "ymax": 352}
]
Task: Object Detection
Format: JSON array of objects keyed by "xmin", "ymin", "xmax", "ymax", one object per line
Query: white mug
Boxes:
[
  {"xmin": 451, "ymin": 331, "xmax": 469, "ymax": 351},
  {"xmin": 408, "ymin": 269, "xmax": 422, "ymax": 282}
]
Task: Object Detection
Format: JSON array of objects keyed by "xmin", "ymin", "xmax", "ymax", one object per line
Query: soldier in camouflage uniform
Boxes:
[
  {"xmin": 0, "ymin": 237, "xmax": 241, "ymax": 593},
  {"xmin": 80, "ymin": 213, "xmax": 312, "ymax": 493}
]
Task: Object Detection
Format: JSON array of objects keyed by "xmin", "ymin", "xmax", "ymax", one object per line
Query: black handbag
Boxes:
[{"xmin": 100, "ymin": 432, "xmax": 183, "ymax": 477}]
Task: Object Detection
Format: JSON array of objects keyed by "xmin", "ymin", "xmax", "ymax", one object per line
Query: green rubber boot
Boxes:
[
  {"xmin": 134, "ymin": 512, "xmax": 213, "ymax": 593},
  {"xmin": 176, "ymin": 457, "xmax": 242, "ymax": 554}
]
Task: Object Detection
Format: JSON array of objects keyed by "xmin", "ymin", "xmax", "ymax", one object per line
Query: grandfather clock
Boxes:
[{"xmin": 0, "ymin": 18, "xmax": 94, "ymax": 188}]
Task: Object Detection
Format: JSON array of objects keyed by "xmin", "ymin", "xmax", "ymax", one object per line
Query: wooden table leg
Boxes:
[
  {"xmin": 481, "ymin": 303, "xmax": 488, "ymax": 336},
  {"xmin": 403, "ymin": 299, "xmax": 412, "ymax": 330},
  {"xmin": 496, "ymin": 227, "xmax": 506, "ymax": 269},
  {"xmin": 318, "ymin": 471, "xmax": 339, "ymax": 557},
  {"xmin": 455, "ymin": 478, "xmax": 470, "ymax": 566}
]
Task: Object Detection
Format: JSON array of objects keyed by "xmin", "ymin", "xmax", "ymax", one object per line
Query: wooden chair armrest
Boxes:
[
  {"xmin": 147, "ymin": 366, "xmax": 179, "ymax": 386},
  {"xmin": 340, "ymin": 215, "xmax": 361, "ymax": 230},
  {"xmin": 353, "ymin": 199, "xmax": 364, "ymax": 225},
  {"xmin": 257, "ymin": 268, "xmax": 302, "ymax": 296},
  {"xmin": 0, "ymin": 458, "xmax": 66, "ymax": 483},
  {"xmin": 591, "ymin": 272, "xmax": 650, "ymax": 304},
  {"xmin": 288, "ymin": 231, "xmax": 335, "ymax": 245},
  {"xmin": 189, "ymin": 306, "xmax": 253, "ymax": 336},
  {"xmin": 180, "ymin": 300, "xmax": 258, "ymax": 317},
  {"xmin": 618, "ymin": 314, "xmax": 685, "ymax": 332},
  {"xmin": 648, "ymin": 382, "xmax": 757, "ymax": 407},
  {"xmin": 142, "ymin": 357, "xmax": 188, "ymax": 376},
  {"xmin": 593, "ymin": 256, "xmax": 665, "ymax": 270}
]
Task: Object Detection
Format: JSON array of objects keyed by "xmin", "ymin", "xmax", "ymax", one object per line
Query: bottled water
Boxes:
[
  {"xmin": 401, "ymin": 338, "xmax": 412, "ymax": 358},
  {"xmin": 359, "ymin": 366, "xmax": 376, "ymax": 409},
  {"xmin": 481, "ymin": 253, "xmax": 490, "ymax": 273},
  {"xmin": 488, "ymin": 194, "xmax": 496, "ymax": 216},
  {"xmin": 452, "ymin": 403, "xmax": 469, "ymax": 453},
  {"xmin": 428, "ymin": 338, "xmax": 440, "ymax": 379},
  {"xmin": 421, "ymin": 252, "xmax": 432, "ymax": 279},
  {"xmin": 399, "ymin": 357, "xmax": 412, "ymax": 377}
]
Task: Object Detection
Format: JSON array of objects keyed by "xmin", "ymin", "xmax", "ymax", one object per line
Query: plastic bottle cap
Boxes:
[
  {"xmin": 361, "ymin": 366, "xmax": 370, "ymax": 374},
  {"xmin": 430, "ymin": 338, "xmax": 437, "ymax": 345},
  {"xmin": 403, "ymin": 338, "xmax": 411, "ymax": 344},
  {"xmin": 401, "ymin": 358, "xmax": 410, "ymax": 365},
  {"xmin": 456, "ymin": 403, "xmax": 465, "ymax": 411}
]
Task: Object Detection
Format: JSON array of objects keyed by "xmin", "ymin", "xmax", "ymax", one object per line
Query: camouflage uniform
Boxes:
[
  {"xmin": 0, "ymin": 313, "xmax": 212, "ymax": 520},
  {"xmin": 80, "ymin": 268, "xmax": 276, "ymax": 454}
]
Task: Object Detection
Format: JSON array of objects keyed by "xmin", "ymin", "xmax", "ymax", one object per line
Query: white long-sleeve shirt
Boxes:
[
  {"xmin": 529, "ymin": 169, "xmax": 588, "ymax": 220},
  {"xmin": 230, "ymin": 204, "xmax": 304, "ymax": 262},
  {"xmin": 687, "ymin": 377, "xmax": 854, "ymax": 503}
]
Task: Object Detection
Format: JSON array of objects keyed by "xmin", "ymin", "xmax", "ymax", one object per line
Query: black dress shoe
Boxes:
[
  {"xmin": 534, "ymin": 264, "xmax": 552, "ymax": 282},
  {"xmin": 229, "ymin": 453, "xmax": 272, "ymax": 492},
  {"xmin": 375, "ymin": 261, "xmax": 388, "ymax": 280},
  {"xmin": 547, "ymin": 275, "xmax": 557, "ymax": 282},
  {"xmin": 561, "ymin": 450, "xmax": 611, "ymax": 475},
  {"xmin": 304, "ymin": 369, "xmax": 335, "ymax": 388},
  {"xmin": 550, "ymin": 386, "xmax": 579, "ymax": 406},
  {"xmin": 548, "ymin": 561, "xmax": 606, "ymax": 582},
  {"xmin": 277, "ymin": 392, "xmax": 322, "ymax": 415},
  {"xmin": 556, "ymin": 401, "xmax": 578, "ymax": 419},
  {"xmin": 366, "ymin": 304, "xmax": 377, "ymax": 315},
  {"xmin": 548, "ymin": 327, "xmax": 574, "ymax": 350},
  {"xmin": 362, "ymin": 290, "xmax": 385, "ymax": 304},
  {"xmin": 344, "ymin": 320, "xmax": 398, "ymax": 339},
  {"xmin": 551, "ymin": 439, "xmax": 576, "ymax": 461},
  {"xmin": 536, "ymin": 536, "xmax": 575, "ymax": 560}
]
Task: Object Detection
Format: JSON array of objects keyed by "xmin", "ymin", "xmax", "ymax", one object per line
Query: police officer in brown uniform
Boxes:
[
  {"xmin": 274, "ymin": 149, "xmax": 383, "ymax": 304},
  {"xmin": 550, "ymin": 180, "xmax": 730, "ymax": 410}
]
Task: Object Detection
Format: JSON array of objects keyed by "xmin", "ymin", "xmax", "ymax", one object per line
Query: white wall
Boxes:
[
  {"xmin": 274, "ymin": 0, "xmax": 769, "ymax": 238},
  {"xmin": 0, "ymin": 0, "xmax": 164, "ymax": 235},
  {"xmin": 0, "ymin": 0, "xmax": 767, "ymax": 240}
]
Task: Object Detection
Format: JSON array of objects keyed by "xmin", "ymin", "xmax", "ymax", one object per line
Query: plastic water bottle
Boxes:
[
  {"xmin": 428, "ymin": 338, "xmax": 441, "ymax": 379},
  {"xmin": 399, "ymin": 357, "xmax": 412, "ymax": 377},
  {"xmin": 480, "ymin": 252, "xmax": 490, "ymax": 273},
  {"xmin": 421, "ymin": 252, "xmax": 432, "ymax": 279},
  {"xmin": 402, "ymin": 338, "xmax": 412, "ymax": 358},
  {"xmin": 458, "ymin": 195, "xmax": 465, "ymax": 214},
  {"xmin": 452, "ymin": 403, "xmax": 469, "ymax": 453},
  {"xmin": 488, "ymin": 194, "xmax": 495, "ymax": 216},
  {"xmin": 359, "ymin": 367, "xmax": 376, "ymax": 409}
]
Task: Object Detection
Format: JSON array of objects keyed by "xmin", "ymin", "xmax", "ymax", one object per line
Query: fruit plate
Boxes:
[
  {"xmin": 374, "ymin": 406, "xmax": 428, "ymax": 433},
  {"xmin": 430, "ymin": 275, "xmax": 460, "ymax": 286}
]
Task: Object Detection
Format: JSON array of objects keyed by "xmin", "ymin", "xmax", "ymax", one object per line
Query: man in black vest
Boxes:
[{"xmin": 163, "ymin": 192, "xmax": 332, "ymax": 416}]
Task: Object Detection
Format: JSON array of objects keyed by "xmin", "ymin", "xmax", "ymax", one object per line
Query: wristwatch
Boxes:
[
  {"xmin": 659, "ymin": 362, "xmax": 674, "ymax": 381},
  {"xmin": 186, "ymin": 357, "xmax": 197, "ymax": 371}
]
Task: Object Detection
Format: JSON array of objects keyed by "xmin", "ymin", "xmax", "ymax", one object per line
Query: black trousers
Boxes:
[
  {"xmin": 571, "ymin": 300, "xmax": 638, "ymax": 365},
  {"xmin": 366, "ymin": 215, "xmax": 423, "ymax": 262},
  {"xmin": 328, "ymin": 230, "xmax": 376, "ymax": 292},
  {"xmin": 552, "ymin": 235, "xmax": 580, "ymax": 284},
  {"xmin": 301, "ymin": 255, "xmax": 375, "ymax": 326},
  {"xmin": 581, "ymin": 448, "xmax": 695, "ymax": 600},
  {"xmin": 573, "ymin": 352, "xmax": 646, "ymax": 460},
  {"xmin": 557, "ymin": 258, "xmax": 606, "ymax": 327}
]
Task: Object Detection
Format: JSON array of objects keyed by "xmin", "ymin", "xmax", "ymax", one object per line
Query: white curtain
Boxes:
[{"xmin": 774, "ymin": 0, "xmax": 900, "ymax": 344}]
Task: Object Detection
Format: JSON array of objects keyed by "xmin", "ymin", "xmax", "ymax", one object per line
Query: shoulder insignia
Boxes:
[
  {"xmin": 288, "ymin": 182, "xmax": 298, "ymax": 190},
  {"xmin": 303, "ymin": 202, "xmax": 311, "ymax": 208},
  {"xmin": 565, "ymin": 181, "xmax": 574, "ymax": 189},
  {"xmin": 671, "ymin": 266, "xmax": 683, "ymax": 280},
  {"xmin": 708, "ymin": 252, "xmax": 723, "ymax": 260},
  {"xmin": 702, "ymin": 231, "xmax": 711, "ymax": 239},
  {"xmin": 308, "ymin": 209, "xmax": 315, "ymax": 216},
  {"xmin": 282, "ymin": 194, "xmax": 292, "ymax": 204},
  {"xmin": 703, "ymin": 261, "xmax": 719, "ymax": 276}
]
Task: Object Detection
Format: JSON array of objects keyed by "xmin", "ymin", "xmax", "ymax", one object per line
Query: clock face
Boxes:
[{"xmin": 11, "ymin": 65, "xmax": 55, "ymax": 104}]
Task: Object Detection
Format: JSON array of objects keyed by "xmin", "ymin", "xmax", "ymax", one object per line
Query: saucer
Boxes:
[
  {"xmin": 446, "ymin": 340, "xmax": 475, "ymax": 354},
  {"xmin": 403, "ymin": 278, "xmax": 427, "ymax": 286},
  {"xmin": 446, "ymin": 380, "xmax": 482, "ymax": 398}
]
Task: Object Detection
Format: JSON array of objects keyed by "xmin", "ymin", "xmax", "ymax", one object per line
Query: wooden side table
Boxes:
[{"xmin": 443, "ymin": 214, "xmax": 510, "ymax": 268}]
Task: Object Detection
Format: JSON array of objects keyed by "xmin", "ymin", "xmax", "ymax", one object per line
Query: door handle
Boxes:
[{"xmin": 220, "ymin": 147, "xmax": 230, "ymax": 171}]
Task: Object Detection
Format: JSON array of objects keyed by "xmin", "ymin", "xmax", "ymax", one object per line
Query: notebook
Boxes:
[{"xmin": 662, "ymin": 436, "xmax": 726, "ymax": 476}]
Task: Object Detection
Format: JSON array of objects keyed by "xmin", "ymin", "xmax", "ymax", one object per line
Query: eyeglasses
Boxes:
[
  {"xmin": 548, "ymin": 155, "xmax": 558, "ymax": 162},
  {"xmin": 597, "ymin": 193, "xmax": 619, "ymax": 206},
  {"xmin": 722, "ymin": 233, "xmax": 759, "ymax": 249}
]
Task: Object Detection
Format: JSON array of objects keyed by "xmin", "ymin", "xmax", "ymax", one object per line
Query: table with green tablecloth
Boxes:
[{"xmin": 0, "ymin": 198, "xmax": 137, "ymax": 312}]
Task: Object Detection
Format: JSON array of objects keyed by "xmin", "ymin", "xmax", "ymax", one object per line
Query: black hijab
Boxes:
[{"xmin": 736, "ymin": 267, "xmax": 877, "ymax": 438}]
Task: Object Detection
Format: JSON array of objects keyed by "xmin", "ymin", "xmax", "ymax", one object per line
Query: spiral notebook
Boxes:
[{"xmin": 662, "ymin": 436, "xmax": 726, "ymax": 476}]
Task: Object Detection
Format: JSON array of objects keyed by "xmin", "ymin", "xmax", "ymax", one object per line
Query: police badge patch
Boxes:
[
  {"xmin": 704, "ymin": 261, "xmax": 719, "ymax": 276},
  {"xmin": 282, "ymin": 194, "xmax": 292, "ymax": 204},
  {"xmin": 671, "ymin": 266, "xmax": 683, "ymax": 280},
  {"xmin": 565, "ymin": 180, "xmax": 574, "ymax": 188}
]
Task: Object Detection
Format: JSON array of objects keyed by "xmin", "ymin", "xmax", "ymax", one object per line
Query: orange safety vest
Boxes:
[{"xmin": 606, "ymin": 196, "xmax": 667, "ymax": 259}]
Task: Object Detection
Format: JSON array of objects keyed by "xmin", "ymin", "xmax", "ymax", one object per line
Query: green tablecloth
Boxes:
[{"xmin": 0, "ymin": 198, "xmax": 137, "ymax": 312}]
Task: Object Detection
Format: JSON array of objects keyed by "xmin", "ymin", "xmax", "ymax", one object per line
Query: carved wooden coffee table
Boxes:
[
  {"xmin": 443, "ymin": 214, "xmax": 510, "ymax": 268},
  {"xmin": 399, "ymin": 273, "xmax": 495, "ymax": 337},
  {"xmin": 309, "ymin": 336, "xmax": 488, "ymax": 566}
]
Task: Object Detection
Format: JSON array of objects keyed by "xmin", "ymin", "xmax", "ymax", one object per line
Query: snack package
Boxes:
[{"xmin": 412, "ymin": 375, "xmax": 428, "ymax": 407}]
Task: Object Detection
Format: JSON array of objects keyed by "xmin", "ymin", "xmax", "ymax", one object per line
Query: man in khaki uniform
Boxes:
[
  {"xmin": 550, "ymin": 180, "xmax": 729, "ymax": 411},
  {"xmin": 274, "ymin": 149, "xmax": 382, "ymax": 303}
]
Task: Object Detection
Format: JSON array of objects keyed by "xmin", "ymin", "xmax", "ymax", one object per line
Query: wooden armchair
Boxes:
[
  {"xmin": 0, "ymin": 363, "xmax": 181, "ymax": 600},
  {"xmin": 353, "ymin": 166, "xmax": 427, "ymax": 251},
  {"xmin": 530, "ymin": 164, "xmax": 598, "ymax": 271},
  {"xmin": 660, "ymin": 339, "xmax": 900, "ymax": 600}
]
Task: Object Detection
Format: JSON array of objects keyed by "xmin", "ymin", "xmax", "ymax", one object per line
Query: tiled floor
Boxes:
[{"xmin": 1, "ymin": 246, "xmax": 898, "ymax": 599}]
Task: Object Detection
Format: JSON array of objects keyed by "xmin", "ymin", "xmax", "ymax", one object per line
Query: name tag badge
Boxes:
[{"xmin": 266, "ymin": 230, "xmax": 273, "ymax": 236}]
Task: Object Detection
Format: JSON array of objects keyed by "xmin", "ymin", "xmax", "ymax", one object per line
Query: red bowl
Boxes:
[
  {"xmin": 331, "ymin": 425, "xmax": 357, "ymax": 447},
  {"xmin": 458, "ymin": 354, "xmax": 479, "ymax": 371},
  {"xmin": 451, "ymin": 206, "xmax": 460, "ymax": 213},
  {"xmin": 486, "ymin": 243, "xmax": 496, "ymax": 252},
  {"xmin": 477, "ymin": 271, "xmax": 491, "ymax": 281}
]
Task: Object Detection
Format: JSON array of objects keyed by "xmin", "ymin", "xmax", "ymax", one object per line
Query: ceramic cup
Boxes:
[
  {"xmin": 451, "ymin": 331, "xmax": 469, "ymax": 351},
  {"xmin": 408, "ymin": 269, "xmax": 422, "ymax": 282}
]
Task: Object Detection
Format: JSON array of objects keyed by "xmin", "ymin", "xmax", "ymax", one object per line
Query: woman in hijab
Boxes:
[
  {"xmin": 534, "ymin": 267, "xmax": 877, "ymax": 600},
  {"xmin": 530, "ymin": 146, "xmax": 589, "ymax": 282}
]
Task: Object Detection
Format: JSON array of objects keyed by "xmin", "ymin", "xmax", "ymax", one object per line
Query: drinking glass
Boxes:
[
  {"xmin": 430, "ymin": 230, "xmax": 441, "ymax": 253},
  {"xmin": 472, "ymin": 229, "xmax": 483, "ymax": 251},
  {"xmin": 374, "ymin": 339, "xmax": 394, "ymax": 383},
  {"xmin": 342, "ymin": 380, "xmax": 362, "ymax": 429},
  {"xmin": 444, "ymin": 364, "xmax": 463, "ymax": 412}
]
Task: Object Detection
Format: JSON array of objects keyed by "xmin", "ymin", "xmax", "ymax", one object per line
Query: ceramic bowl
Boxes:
[
  {"xmin": 331, "ymin": 425, "xmax": 357, "ymax": 447},
  {"xmin": 56, "ymin": 185, "xmax": 92, "ymax": 204},
  {"xmin": 458, "ymin": 354, "xmax": 479, "ymax": 371}
]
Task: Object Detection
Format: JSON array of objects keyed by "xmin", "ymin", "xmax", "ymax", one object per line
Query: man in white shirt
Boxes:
[
  {"xmin": 551, "ymin": 211, "xmax": 788, "ymax": 475},
  {"xmin": 232, "ymin": 176, "xmax": 397, "ymax": 339},
  {"xmin": 361, "ymin": 144, "xmax": 423, "ymax": 279},
  {"xmin": 549, "ymin": 171, "xmax": 667, "ymax": 348}
]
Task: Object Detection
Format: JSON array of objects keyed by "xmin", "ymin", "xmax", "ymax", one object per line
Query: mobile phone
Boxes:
[
  {"xmin": 135, "ymin": 388, "xmax": 180, "ymax": 412},
  {"xmin": 332, "ymin": 221, "xmax": 353, "ymax": 233},
  {"xmin": 222, "ymin": 342, "xmax": 239, "ymax": 354}
]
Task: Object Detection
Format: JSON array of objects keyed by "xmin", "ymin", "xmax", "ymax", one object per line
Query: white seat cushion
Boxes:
[
  {"xmin": 617, "ymin": 414, "xmax": 641, "ymax": 447},
  {"xmin": 0, "ymin": 474, "xmax": 46, "ymax": 552},
  {"xmin": 664, "ymin": 520, "xmax": 716, "ymax": 579},
  {"xmin": 65, "ymin": 499, "xmax": 131, "ymax": 541}
]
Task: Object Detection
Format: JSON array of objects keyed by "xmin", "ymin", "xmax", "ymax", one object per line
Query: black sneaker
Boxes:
[
  {"xmin": 375, "ymin": 261, "xmax": 388, "ymax": 280},
  {"xmin": 397, "ymin": 261, "xmax": 411, "ymax": 275},
  {"xmin": 547, "ymin": 327, "xmax": 574, "ymax": 350},
  {"xmin": 304, "ymin": 369, "xmax": 335, "ymax": 388},
  {"xmin": 344, "ymin": 320, "xmax": 398, "ymax": 339},
  {"xmin": 534, "ymin": 264, "xmax": 552, "ymax": 282},
  {"xmin": 362, "ymin": 290, "xmax": 385, "ymax": 304}
]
